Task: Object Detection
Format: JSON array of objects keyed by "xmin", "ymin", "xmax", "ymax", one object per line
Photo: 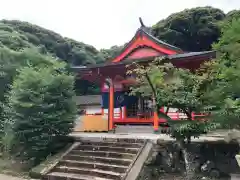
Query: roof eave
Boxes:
[{"xmin": 71, "ymin": 50, "xmax": 216, "ymax": 72}]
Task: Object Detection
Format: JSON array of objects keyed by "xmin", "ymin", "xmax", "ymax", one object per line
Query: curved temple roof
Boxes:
[
  {"xmin": 72, "ymin": 50, "xmax": 216, "ymax": 72},
  {"xmin": 110, "ymin": 18, "xmax": 183, "ymax": 63},
  {"xmin": 72, "ymin": 18, "xmax": 216, "ymax": 80}
]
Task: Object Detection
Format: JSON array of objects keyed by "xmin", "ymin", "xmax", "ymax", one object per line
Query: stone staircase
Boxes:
[{"xmin": 43, "ymin": 139, "xmax": 146, "ymax": 180}]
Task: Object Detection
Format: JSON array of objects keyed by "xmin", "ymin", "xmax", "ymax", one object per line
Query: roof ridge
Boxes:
[{"xmin": 139, "ymin": 27, "xmax": 182, "ymax": 52}]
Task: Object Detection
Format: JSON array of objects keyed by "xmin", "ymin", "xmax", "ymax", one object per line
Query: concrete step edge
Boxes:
[
  {"xmin": 64, "ymin": 154, "xmax": 133, "ymax": 162},
  {"xmin": 79, "ymin": 141, "xmax": 144, "ymax": 147},
  {"xmin": 47, "ymin": 172, "xmax": 114, "ymax": 180},
  {"xmin": 55, "ymin": 166, "xmax": 124, "ymax": 176},
  {"xmin": 75, "ymin": 145, "xmax": 140, "ymax": 151},
  {"xmin": 60, "ymin": 159, "xmax": 129, "ymax": 168},
  {"xmin": 70, "ymin": 150, "xmax": 137, "ymax": 156}
]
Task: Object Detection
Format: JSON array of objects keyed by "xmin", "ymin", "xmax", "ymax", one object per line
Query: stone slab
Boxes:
[{"xmin": 125, "ymin": 141, "xmax": 153, "ymax": 180}]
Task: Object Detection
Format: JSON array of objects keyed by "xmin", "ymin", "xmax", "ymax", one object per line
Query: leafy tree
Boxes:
[
  {"xmin": 151, "ymin": 7, "xmax": 225, "ymax": 51},
  {"xmin": 0, "ymin": 48, "xmax": 64, "ymax": 114},
  {"xmin": 5, "ymin": 65, "xmax": 76, "ymax": 166},
  {"xmin": 100, "ymin": 45, "xmax": 124, "ymax": 60},
  {"xmin": 128, "ymin": 59, "xmax": 217, "ymax": 179},
  {"xmin": 207, "ymin": 18, "xmax": 240, "ymax": 129},
  {"xmin": 0, "ymin": 47, "xmax": 64, "ymax": 128},
  {"xmin": 226, "ymin": 10, "xmax": 240, "ymax": 22},
  {"xmin": 0, "ymin": 20, "xmax": 106, "ymax": 95}
]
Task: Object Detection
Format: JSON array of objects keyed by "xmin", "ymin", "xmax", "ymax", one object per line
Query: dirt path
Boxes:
[{"xmin": 0, "ymin": 174, "xmax": 27, "ymax": 180}]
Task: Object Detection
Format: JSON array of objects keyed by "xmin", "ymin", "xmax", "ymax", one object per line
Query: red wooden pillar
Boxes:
[
  {"xmin": 108, "ymin": 79, "xmax": 114, "ymax": 131},
  {"xmin": 153, "ymin": 111, "xmax": 158, "ymax": 131},
  {"xmin": 123, "ymin": 106, "xmax": 127, "ymax": 119},
  {"xmin": 153, "ymin": 99, "xmax": 159, "ymax": 131}
]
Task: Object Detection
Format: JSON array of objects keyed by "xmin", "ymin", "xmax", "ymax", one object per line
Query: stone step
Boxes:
[
  {"xmin": 74, "ymin": 145, "xmax": 139, "ymax": 154},
  {"xmin": 80, "ymin": 141, "xmax": 143, "ymax": 148},
  {"xmin": 99, "ymin": 138, "xmax": 146, "ymax": 144},
  {"xmin": 54, "ymin": 166, "xmax": 123, "ymax": 180},
  {"xmin": 59, "ymin": 160, "xmax": 128, "ymax": 173},
  {"xmin": 115, "ymin": 125, "xmax": 154, "ymax": 134},
  {"xmin": 69, "ymin": 150, "xmax": 136, "ymax": 159},
  {"xmin": 45, "ymin": 172, "xmax": 114, "ymax": 180},
  {"xmin": 63, "ymin": 154, "xmax": 132, "ymax": 166}
]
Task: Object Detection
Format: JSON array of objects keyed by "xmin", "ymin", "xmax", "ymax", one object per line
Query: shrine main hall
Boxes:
[{"xmin": 72, "ymin": 18, "xmax": 216, "ymax": 132}]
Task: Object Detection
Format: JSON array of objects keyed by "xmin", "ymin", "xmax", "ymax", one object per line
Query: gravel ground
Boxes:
[{"xmin": 0, "ymin": 174, "xmax": 27, "ymax": 180}]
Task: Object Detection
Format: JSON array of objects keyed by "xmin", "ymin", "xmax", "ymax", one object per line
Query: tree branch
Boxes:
[
  {"xmin": 145, "ymin": 72, "xmax": 157, "ymax": 100},
  {"xmin": 144, "ymin": 70, "xmax": 175, "ymax": 124},
  {"xmin": 183, "ymin": 109, "xmax": 192, "ymax": 121}
]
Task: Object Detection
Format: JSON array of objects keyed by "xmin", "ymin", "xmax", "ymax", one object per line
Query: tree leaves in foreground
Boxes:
[
  {"xmin": 128, "ymin": 59, "xmax": 218, "ymax": 179},
  {"xmin": 209, "ymin": 18, "xmax": 240, "ymax": 129},
  {"xmin": 5, "ymin": 65, "xmax": 76, "ymax": 165}
]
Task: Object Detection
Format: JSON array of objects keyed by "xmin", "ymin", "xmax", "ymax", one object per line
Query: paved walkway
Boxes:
[{"xmin": 70, "ymin": 130, "xmax": 230, "ymax": 143}]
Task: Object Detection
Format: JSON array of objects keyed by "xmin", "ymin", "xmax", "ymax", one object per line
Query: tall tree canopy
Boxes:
[
  {"xmin": 226, "ymin": 10, "xmax": 240, "ymax": 22},
  {"xmin": 0, "ymin": 7, "xmax": 238, "ymax": 96},
  {"xmin": 151, "ymin": 7, "xmax": 225, "ymax": 52},
  {"xmin": 0, "ymin": 20, "xmax": 105, "ymax": 66},
  {"xmin": 100, "ymin": 45, "xmax": 124, "ymax": 61},
  {"xmin": 104, "ymin": 7, "xmax": 239, "ymax": 60}
]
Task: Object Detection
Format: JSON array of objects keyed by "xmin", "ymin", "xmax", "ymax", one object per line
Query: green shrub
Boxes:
[{"xmin": 5, "ymin": 65, "xmax": 77, "ymax": 166}]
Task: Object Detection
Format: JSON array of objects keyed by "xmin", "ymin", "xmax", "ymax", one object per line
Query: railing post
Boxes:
[
  {"xmin": 191, "ymin": 112, "xmax": 195, "ymax": 120},
  {"xmin": 120, "ymin": 107, "xmax": 122, "ymax": 120}
]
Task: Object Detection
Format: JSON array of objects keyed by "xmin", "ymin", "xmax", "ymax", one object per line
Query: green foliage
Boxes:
[
  {"xmin": 128, "ymin": 58, "xmax": 219, "ymax": 179},
  {"xmin": 0, "ymin": 20, "xmax": 104, "ymax": 65},
  {"xmin": 100, "ymin": 45, "xmax": 124, "ymax": 60},
  {"xmin": 0, "ymin": 47, "xmax": 63, "ymax": 127},
  {"xmin": 208, "ymin": 18, "xmax": 240, "ymax": 129},
  {"xmin": 0, "ymin": 20, "xmax": 103, "ymax": 95},
  {"xmin": 5, "ymin": 65, "xmax": 76, "ymax": 165},
  {"xmin": 0, "ymin": 48, "xmax": 61, "ymax": 103},
  {"xmin": 151, "ymin": 6, "xmax": 225, "ymax": 51},
  {"xmin": 226, "ymin": 10, "xmax": 240, "ymax": 22},
  {"xmin": 128, "ymin": 59, "xmax": 217, "ymax": 140},
  {"xmin": 105, "ymin": 7, "xmax": 238, "ymax": 58}
]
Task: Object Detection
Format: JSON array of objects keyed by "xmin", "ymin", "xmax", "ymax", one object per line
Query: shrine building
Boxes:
[{"xmin": 73, "ymin": 18, "xmax": 216, "ymax": 132}]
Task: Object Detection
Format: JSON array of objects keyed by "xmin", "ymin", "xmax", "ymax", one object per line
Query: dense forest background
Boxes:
[{"xmin": 0, "ymin": 7, "xmax": 239, "ymax": 95}]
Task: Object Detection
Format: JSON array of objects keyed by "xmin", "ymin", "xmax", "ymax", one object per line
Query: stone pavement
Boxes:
[{"xmin": 70, "ymin": 129, "xmax": 230, "ymax": 143}]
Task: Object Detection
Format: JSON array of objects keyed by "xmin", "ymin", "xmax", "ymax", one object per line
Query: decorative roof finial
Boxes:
[{"xmin": 139, "ymin": 17, "xmax": 145, "ymax": 27}]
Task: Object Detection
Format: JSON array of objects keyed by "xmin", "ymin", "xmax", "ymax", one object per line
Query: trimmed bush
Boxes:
[{"xmin": 5, "ymin": 65, "xmax": 76, "ymax": 166}]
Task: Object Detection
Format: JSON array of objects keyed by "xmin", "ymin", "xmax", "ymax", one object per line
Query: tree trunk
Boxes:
[{"xmin": 178, "ymin": 140, "xmax": 196, "ymax": 180}]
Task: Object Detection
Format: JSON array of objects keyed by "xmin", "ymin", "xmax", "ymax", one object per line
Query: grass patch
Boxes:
[{"xmin": 0, "ymin": 157, "xmax": 30, "ymax": 179}]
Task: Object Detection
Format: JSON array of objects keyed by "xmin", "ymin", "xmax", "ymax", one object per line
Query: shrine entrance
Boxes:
[
  {"xmin": 73, "ymin": 18, "xmax": 216, "ymax": 132},
  {"xmin": 126, "ymin": 96, "xmax": 153, "ymax": 119}
]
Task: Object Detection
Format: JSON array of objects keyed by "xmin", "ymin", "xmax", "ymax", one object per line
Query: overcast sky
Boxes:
[{"xmin": 0, "ymin": 0, "xmax": 239, "ymax": 49}]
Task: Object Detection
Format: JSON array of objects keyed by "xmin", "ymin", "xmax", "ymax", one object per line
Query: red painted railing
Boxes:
[{"xmin": 85, "ymin": 108, "xmax": 207, "ymax": 124}]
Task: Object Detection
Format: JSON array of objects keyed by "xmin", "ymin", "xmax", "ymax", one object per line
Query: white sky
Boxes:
[{"xmin": 0, "ymin": 0, "xmax": 239, "ymax": 49}]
